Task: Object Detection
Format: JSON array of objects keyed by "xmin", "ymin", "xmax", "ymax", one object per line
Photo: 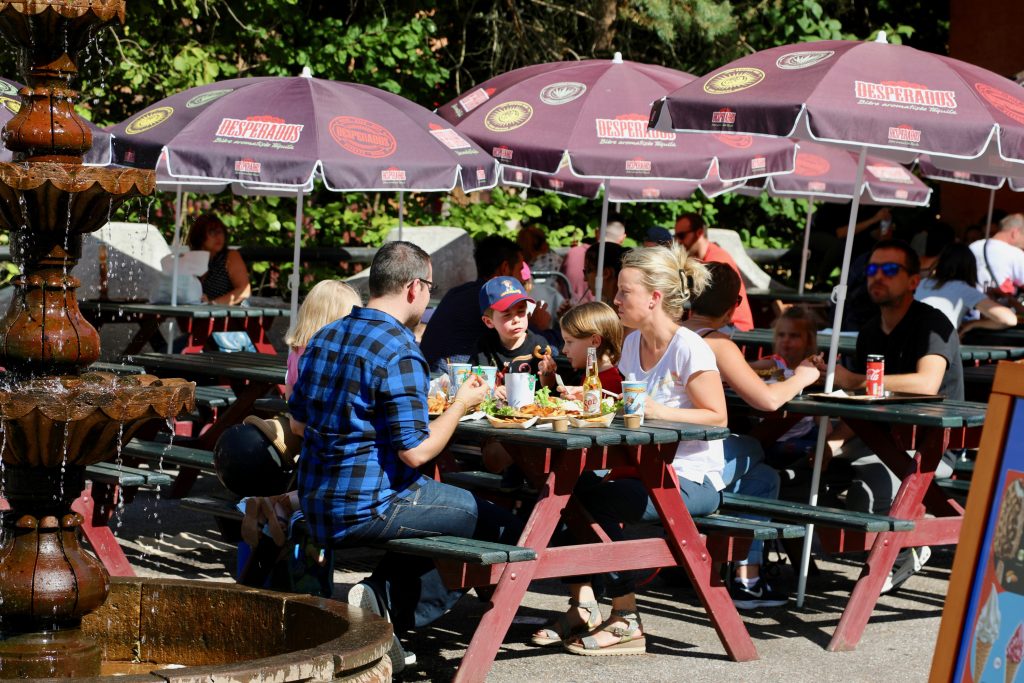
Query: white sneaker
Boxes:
[
  {"xmin": 347, "ymin": 582, "xmax": 417, "ymax": 673},
  {"xmin": 881, "ymin": 546, "xmax": 931, "ymax": 594}
]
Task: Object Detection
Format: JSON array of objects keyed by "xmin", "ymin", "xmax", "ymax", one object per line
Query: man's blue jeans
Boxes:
[{"xmin": 338, "ymin": 476, "xmax": 522, "ymax": 634}]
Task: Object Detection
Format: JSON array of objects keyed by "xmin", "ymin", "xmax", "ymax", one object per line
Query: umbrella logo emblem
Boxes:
[
  {"xmin": 795, "ymin": 153, "xmax": 831, "ymax": 177},
  {"xmin": 775, "ymin": 50, "xmax": 835, "ymax": 70},
  {"xmin": 457, "ymin": 87, "xmax": 494, "ymax": 116},
  {"xmin": 539, "ymin": 82, "xmax": 587, "ymax": 106},
  {"xmin": 186, "ymin": 88, "xmax": 234, "ymax": 109},
  {"xmin": 975, "ymin": 83, "xmax": 1024, "ymax": 126},
  {"xmin": 888, "ymin": 124, "xmax": 921, "ymax": 146},
  {"xmin": 0, "ymin": 96, "xmax": 18, "ymax": 114},
  {"xmin": 0, "ymin": 80, "xmax": 17, "ymax": 96},
  {"xmin": 866, "ymin": 164, "xmax": 913, "ymax": 184},
  {"xmin": 484, "ymin": 101, "xmax": 533, "ymax": 132},
  {"xmin": 625, "ymin": 158, "xmax": 651, "ymax": 174},
  {"xmin": 125, "ymin": 106, "xmax": 174, "ymax": 135},
  {"xmin": 428, "ymin": 124, "xmax": 477, "ymax": 155},
  {"xmin": 381, "ymin": 166, "xmax": 407, "ymax": 183},
  {"xmin": 596, "ymin": 115, "xmax": 675, "ymax": 142},
  {"xmin": 703, "ymin": 68, "xmax": 765, "ymax": 95},
  {"xmin": 492, "ymin": 145, "xmax": 514, "ymax": 161},
  {"xmin": 854, "ymin": 81, "xmax": 957, "ymax": 111},
  {"xmin": 329, "ymin": 116, "xmax": 397, "ymax": 158},
  {"xmin": 234, "ymin": 158, "xmax": 261, "ymax": 175},
  {"xmin": 712, "ymin": 133, "xmax": 753, "ymax": 149}
]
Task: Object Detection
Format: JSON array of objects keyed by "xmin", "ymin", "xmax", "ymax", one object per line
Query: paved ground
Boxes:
[{"xmin": 117, "ymin": 475, "xmax": 949, "ymax": 682}]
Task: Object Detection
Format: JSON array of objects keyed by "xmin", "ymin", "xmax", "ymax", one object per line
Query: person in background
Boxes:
[
  {"xmin": 288, "ymin": 241, "xmax": 521, "ymax": 673},
  {"xmin": 584, "ymin": 242, "xmax": 628, "ymax": 308},
  {"xmin": 917, "ymin": 221, "xmax": 956, "ymax": 275},
  {"xmin": 642, "ymin": 226, "xmax": 673, "ymax": 247},
  {"xmin": 532, "ymin": 245, "xmax": 725, "ymax": 656},
  {"xmin": 561, "ymin": 218, "xmax": 626, "ymax": 307},
  {"xmin": 673, "ymin": 212, "xmax": 754, "ymax": 331},
  {"xmin": 916, "ymin": 243, "xmax": 1017, "ymax": 335},
  {"xmin": 682, "ymin": 263, "xmax": 821, "ymax": 608},
  {"xmin": 518, "ymin": 225, "xmax": 563, "ymax": 275},
  {"xmin": 970, "ymin": 212, "xmax": 1024, "ymax": 295},
  {"xmin": 187, "ymin": 215, "xmax": 251, "ymax": 305},
  {"xmin": 420, "ymin": 234, "xmax": 523, "ymax": 373},
  {"xmin": 521, "ymin": 261, "xmax": 562, "ymax": 332},
  {"xmin": 284, "ymin": 280, "xmax": 362, "ymax": 399},
  {"xmin": 832, "ymin": 239, "xmax": 963, "ymax": 593}
]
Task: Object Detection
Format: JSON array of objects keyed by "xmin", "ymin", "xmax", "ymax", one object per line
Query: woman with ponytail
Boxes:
[{"xmin": 531, "ymin": 245, "xmax": 728, "ymax": 656}]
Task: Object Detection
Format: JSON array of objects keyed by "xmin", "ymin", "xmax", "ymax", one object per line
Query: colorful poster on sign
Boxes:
[{"xmin": 955, "ymin": 398, "xmax": 1024, "ymax": 682}]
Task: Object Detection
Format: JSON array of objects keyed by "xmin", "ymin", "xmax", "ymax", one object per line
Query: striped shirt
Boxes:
[{"xmin": 289, "ymin": 306, "xmax": 429, "ymax": 544}]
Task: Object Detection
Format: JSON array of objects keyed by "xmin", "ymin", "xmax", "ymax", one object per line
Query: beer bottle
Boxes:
[{"xmin": 583, "ymin": 347, "xmax": 602, "ymax": 414}]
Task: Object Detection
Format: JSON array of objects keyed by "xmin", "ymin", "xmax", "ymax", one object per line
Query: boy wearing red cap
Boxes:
[{"xmin": 472, "ymin": 276, "xmax": 557, "ymax": 386}]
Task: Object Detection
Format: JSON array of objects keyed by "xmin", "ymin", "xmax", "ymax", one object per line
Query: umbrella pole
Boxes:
[
  {"xmin": 398, "ymin": 190, "xmax": 405, "ymax": 241},
  {"xmin": 594, "ymin": 184, "xmax": 610, "ymax": 303},
  {"xmin": 290, "ymin": 190, "xmax": 304, "ymax": 321},
  {"xmin": 798, "ymin": 199, "xmax": 815, "ymax": 295},
  {"xmin": 167, "ymin": 186, "xmax": 185, "ymax": 344},
  {"xmin": 796, "ymin": 147, "xmax": 868, "ymax": 607},
  {"xmin": 984, "ymin": 187, "xmax": 996, "ymax": 240}
]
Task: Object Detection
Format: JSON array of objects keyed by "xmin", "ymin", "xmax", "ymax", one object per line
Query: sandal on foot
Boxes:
[
  {"xmin": 530, "ymin": 599, "xmax": 602, "ymax": 647},
  {"xmin": 564, "ymin": 610, "xmax": 646, "ymax": 656}
]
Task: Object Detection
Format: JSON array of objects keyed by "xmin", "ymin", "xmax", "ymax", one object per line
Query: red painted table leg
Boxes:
[{"xmin": 71, "ymin": 487, "xmax": 135, "ymax": 577}]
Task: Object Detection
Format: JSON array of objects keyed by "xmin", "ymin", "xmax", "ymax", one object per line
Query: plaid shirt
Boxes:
[{"xmin": 289, "ymin": 306, "xmax": 429, "ymax": 545}]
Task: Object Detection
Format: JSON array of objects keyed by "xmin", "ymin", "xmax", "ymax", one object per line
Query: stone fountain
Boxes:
[{"xmin": 0, "ymin": 2, "xmax": 390, "ymax": 679}]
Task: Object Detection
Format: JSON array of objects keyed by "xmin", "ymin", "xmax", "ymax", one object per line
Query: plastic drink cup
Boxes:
[
  {"xmin": 621, "ymin": 380, "xmax": 647, "ymax": 417},
  {"xmin": 449, "ymin": 363, "xmax": 473, "ymax": 398},
  {"xmin": 473, "ymin": 365, "xmax": 498, "ymax": 393},
  {"xmin": 505, "ymin": 373, "xmax": 534, "ymax": 409}
]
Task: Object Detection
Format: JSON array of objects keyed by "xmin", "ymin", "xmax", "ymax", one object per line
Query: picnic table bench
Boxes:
[{"xmin": 81, "ymin": 301, "xmax": 289, "ymax": 355}]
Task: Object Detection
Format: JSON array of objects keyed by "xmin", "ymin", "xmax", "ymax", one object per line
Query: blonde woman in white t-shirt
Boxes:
[{"xmin": 532, "ymin": 244, "xmax": 727, "ymax": 657}]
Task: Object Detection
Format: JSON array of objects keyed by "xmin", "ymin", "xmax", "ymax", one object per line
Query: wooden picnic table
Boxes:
[
  {"xmin": 746, "ymin": 288, "xmax": 834, "ymax": 305},
  {"xmin": 81, "ymin": 301, "xmax": 289, "ymax": 355},
  {"xmin": 731, "ymin": 328, "xmax": 1024, "ymax": 364},
  {"xmin": 128, "ymin": 351, "xmax": 286, "ymax": 494},
  {"xmin": 444, "ymin": 417, "xmax": 756, "ymax": 680},
  {"xmin": 734, "ymin": 392, "xmax": 986, "ymax": 652}
]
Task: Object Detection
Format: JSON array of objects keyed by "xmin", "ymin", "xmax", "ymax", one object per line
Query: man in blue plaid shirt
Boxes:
[{"xmin": 289, "ymin": 241, "xmax": 521, "ymax": 672}]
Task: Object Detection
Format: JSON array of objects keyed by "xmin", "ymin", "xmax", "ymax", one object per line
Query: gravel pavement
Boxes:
[{"xmin": 115, "ymin": 476, "xmax": 948, "ymax": 682}]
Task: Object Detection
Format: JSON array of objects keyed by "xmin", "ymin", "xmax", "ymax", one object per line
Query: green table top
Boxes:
[
  {"xmin": 128, "ymin": 351, "xmax": 286, "ymax": 384},
  {"xmin": 454, "ymin": 415, "xmax": 728, "ymax": 450},
  {"xmin": 731, "ymin": 328, "xmax": 1024, "ymax": 363},
  {"xmin": 732, "ymin": 392, "xmax": 987, "ymax": 429},
  {"xmin": 746, "ymin": 289, "xmax": 833, "ymax": 304},
  {"xmin": 81, "ymin": 301, "xmax": 290, "ymax": 319}
]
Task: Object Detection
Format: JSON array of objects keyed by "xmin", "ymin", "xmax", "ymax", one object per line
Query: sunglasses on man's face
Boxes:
[{"xmin": 865, "ymin": 262, "xmax": 908, "ymax": 278}]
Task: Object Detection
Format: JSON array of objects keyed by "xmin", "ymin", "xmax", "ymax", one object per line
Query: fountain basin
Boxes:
[{"xmin": 55, "ymin": 578, "xmax": 394, "ymax": 682}]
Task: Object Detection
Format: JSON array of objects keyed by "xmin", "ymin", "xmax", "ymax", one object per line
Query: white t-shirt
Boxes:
[
  {"xmin": 970, "ymin": 238, "xmax": 1024, "ymax": 293},
  {"xmin": 618, "ymin": 327, "xmax": 725, "ymax": 490},
  {"xmin": 914, "ymin": 277, "xmax": 986, "ymax": 329}
]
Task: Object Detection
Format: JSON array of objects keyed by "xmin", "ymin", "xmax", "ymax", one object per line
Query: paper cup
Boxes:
[
  {"xmin": 449, "ymin": 363, "xmax": 473, "ymax": 398},
  {"xmin": 623, "ymin": 414, "xmax": 642, "ymax": 428},
  {"xmin": 505, "ymin": 373, "xmax": 535, "ymax": 409},
  {"xmin": 552, "ymin": 417, "xmax": 569, "ymax": 432},
  {"xmin": 473, "ymin": 365, "xmax": 498, "ymax": 393},
  {"xmin": 621, "ymin": 380, "xmax": 647, "ymax": 416}
]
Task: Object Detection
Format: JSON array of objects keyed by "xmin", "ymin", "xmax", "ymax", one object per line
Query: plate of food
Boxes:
[
  {"xmin": 427, "ymin": 393, "xmax": 450, "ymax": 417},
  {"xmin": 567, "ymin": 397, "xmax": 622, "ymax": 428},
  {"xmin": 486, "ymin": 414, "xmax": 539, "ymax": 429}
]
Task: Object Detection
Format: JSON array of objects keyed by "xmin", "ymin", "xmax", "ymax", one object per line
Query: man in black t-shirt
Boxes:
[
  {"xmin": 833, "ymin": 239, "xmax": 962, "ymax": 511},
  {"xmin": 831, "ymin": 239, "xmax": 960, "ymax": 592}
]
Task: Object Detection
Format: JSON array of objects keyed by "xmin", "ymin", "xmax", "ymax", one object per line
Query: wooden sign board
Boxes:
[{"xmin": 931, "ymin": 361, "xmax": 1024, "ymax": 682}]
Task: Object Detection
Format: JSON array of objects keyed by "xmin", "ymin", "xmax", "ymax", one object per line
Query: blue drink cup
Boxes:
[
  {"xmin": 621, "ymin": 381, "xmax": 647, "ymax": 418},
  {"xmin": 449, "ymin": 363, "xmax": 473, "ymax": 398}
]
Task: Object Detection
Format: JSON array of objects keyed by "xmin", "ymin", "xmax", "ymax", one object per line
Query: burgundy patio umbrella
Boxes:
[
  {"xmin": 650, "ymin": 32, "xmax": 1024, "ymax": 610},
  {"xmin": 916, "ymin": 156, "xmax": 1024, "ymax": 243},
  {"xmin": 109, "ymin": 70, "xmax": 498, "ymax": 318},
  {"xmin": 438, "ymin": 53, "xmax": 797, "ymax": 300},
  {"xmin": 500, "ymin": 162, "xmax": 740, "ymax": 202},
  {"xmin": 739, "ymin": 141, "xmax": 932, "ymax": 292}
]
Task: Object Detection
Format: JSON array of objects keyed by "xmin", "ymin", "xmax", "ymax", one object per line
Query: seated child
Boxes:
[
  {"xmin": 557, "ymin": 301, "xmax": 625, "ymax": 397},
  {"xmin": 749, "ymin": 306, "xmax": 826, "ymax": 470},
  {"xmin": 472, "ymin": 276, "xmax": 557, "ymax": 388}
]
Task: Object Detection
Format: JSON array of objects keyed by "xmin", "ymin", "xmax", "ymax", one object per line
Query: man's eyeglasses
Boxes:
[
  {"xmin": 865, "ymin": 262, "xmax": 908, "ymax": 278},
  {"xmin": 675, "ymin": 230, "xmax": 694, "ymax": 240},
  {"xmin": 415, "ymin": 277, "xmax": 435, "ymax": 293}
]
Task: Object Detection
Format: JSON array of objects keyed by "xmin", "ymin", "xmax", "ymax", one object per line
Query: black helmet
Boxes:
[{"xmin": 213, "ymin": 424, "xmax": 292, "ymax": 497}]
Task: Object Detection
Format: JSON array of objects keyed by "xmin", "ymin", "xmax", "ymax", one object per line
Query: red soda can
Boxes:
[{"xmin": 865, "ymin": 354, "xmax": 885, "ymax": 397}]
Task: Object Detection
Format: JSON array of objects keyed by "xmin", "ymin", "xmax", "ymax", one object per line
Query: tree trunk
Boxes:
[{"xmin": 592, "ymin": 0, "xmax": 618, "ymax": 53}]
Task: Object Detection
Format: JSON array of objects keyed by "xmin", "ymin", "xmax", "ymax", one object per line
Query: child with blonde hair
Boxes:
[
  {"xmin": 558, "ymin": 301, "xmax": 624, "ymax": 395},
  {"xmin": 285, "ymin": 280, "xmax": 362, "ymax": 398}
]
